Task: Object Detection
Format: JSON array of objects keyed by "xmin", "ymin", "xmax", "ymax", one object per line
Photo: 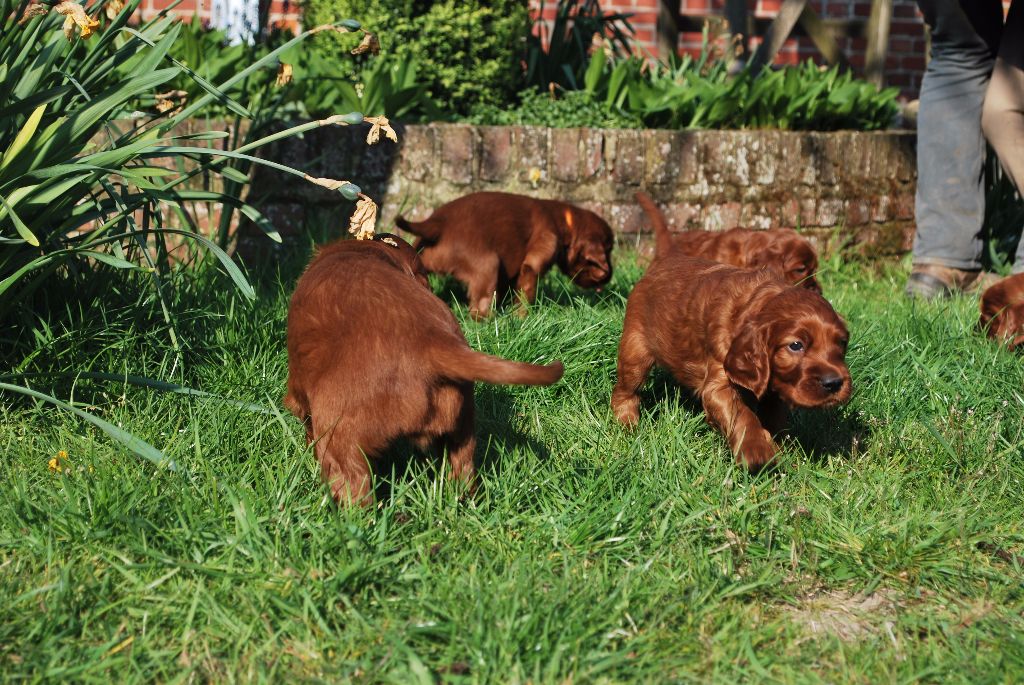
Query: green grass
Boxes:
[{"xmin": 2, "ymin": 245, "xmax": 1024, "ymax": 683}]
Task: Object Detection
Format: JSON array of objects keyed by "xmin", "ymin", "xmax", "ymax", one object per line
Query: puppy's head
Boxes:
[
  {"xmin": 725, "ymin": 288, "xmax": 851, "ymax": 408},
  {"xmin": 561, "ymin": 207, "xmax": 614, "ymax": 290},
  {"xmin": 980, "ymin": 274, "xmax": 1024, "ymax": 349},
  {"xmin": 751, "ymin": 234, "xmax": 821, "ymax": 292},
  {"xmin": 373, "ymin": 232, "xmax": 430, "ymax": 287}
]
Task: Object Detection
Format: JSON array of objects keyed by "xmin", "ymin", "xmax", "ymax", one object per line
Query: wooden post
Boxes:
[
  {"xmin": 865, "ymin": 0, "xmax": 894, "ymax": 87},
  {"xmin": 798, "ymin": 6, "xmax": 851, "ymax": 70},
  {"xmin": 751, "ymin": 0, "xmax": 809, "ymax": 73}
]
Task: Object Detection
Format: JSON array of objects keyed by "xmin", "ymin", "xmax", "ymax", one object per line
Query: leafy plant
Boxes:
[
  {"xmin": 525, "ymin": 0, "xmax": 636, "ymax": 91},
  {"xmin": 466, "ymin": 88, "xmax": 640, "ymax": 129},
  {"xmin": 1, "ymin": 0, "xmax": 379, "ymax": 462},
  {"xmin": 578, "ymin": 49, "xmax": 899, "ymax": 131},
  {"xmin": 303, "ymin": 0, "xmax": 529, "ymax": 114}
]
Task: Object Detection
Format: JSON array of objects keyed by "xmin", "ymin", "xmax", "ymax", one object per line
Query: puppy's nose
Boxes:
[{"xmin": 820, "ymin": 374, "xmax": 844, "ymax": 393}]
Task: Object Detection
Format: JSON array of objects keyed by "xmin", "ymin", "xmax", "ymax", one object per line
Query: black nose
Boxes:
[{"xmin": 820, "ymin": 374, "xmax": 844, "ymax": 393}]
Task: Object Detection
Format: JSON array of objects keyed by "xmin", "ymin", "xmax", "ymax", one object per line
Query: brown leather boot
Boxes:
[{"xmin": 905, "ymin": 264, "xmax": 1002, "ymax": 300}]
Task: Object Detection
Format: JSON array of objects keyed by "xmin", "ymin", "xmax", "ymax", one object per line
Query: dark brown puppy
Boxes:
[
  {"xmin": 612, "ymin": 254, "xmax": 851, "ymax": 469},
  {"xmin": 284, "ymin": 234, "xmax": 564, "ymax": 504},
  {"xmin": 396, "ymin": 192, "xmax": 614, "ymax": 319},
  {"xmin": 980, "ymin": 272, "xmax": 1024, "ymax": 349},
  {"xmin": 636, "ymin": 191, "xmax": 821, "ymax": 292}
]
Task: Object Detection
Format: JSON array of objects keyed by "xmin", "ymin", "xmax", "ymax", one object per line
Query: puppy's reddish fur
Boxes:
[
  {"xmin": 636, "ymin": 191, "xmax": 821, "ymax": 292},
  {"xmin": 980, "ymin": 273, "xmax": 1024, "ymax": 349},
  {"xmin": 612, "ymin": 254, "xmax": 851, "ymax": 468},
  {"xmin": 397, "ymin": 192, "xmax": 614, "ymax": 319},
  {"xmin": 284, "ymin": 234, "xmax": 564, "ymax": 504}
]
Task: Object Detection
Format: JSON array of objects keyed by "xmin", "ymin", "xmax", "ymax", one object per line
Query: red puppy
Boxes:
[
  {"xmin": 612, "ymin": 253, "xmax": 851, "ymax": 468},
  {"xmin": 636, "ymin": 191, "xmax": 821, "ymax": 292},
  {"xmin": 284, "ymin": 233, "xmax": 564, "ymax": 504},
  {"xmin": 396, "ymin": 192, "xmax": 614, "ymax": 319},
  {"xmin": 980, "ymin": 273, "xmax": 1024, "ymax": 349}
]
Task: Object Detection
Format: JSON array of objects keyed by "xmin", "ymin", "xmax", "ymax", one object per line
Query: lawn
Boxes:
[{"xmin": 2, "ymin": 242, "xmax": 1023, "ymax": 683}]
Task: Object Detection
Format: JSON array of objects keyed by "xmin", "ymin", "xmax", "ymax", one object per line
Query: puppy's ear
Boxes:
[{"xmin": 724, "ymin": 325, "xmax": 770, "ymax": 398}]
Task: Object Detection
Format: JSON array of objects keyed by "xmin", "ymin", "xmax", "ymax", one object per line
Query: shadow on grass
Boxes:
[{"xmin": 370, "ymin": 384, "xmax": 551, "ymax": 502}]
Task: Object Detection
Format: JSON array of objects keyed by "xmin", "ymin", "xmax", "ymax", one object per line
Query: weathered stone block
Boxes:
[
  {"xmin": 609, "ymin": 130, "xmax": 644, "ymax": 186},
  {"xmin": 871, "ymin": 195, "xmax": 894, "ymax": 222},
  {"xmin": 608, "ymin": 202, "xmax": 646, "ymax": 233},
  {"xmin": 702, "ymin": 202, "xmax": 742, "ymax": 231},
  {"xmin": 663, "ymin": 202, "xmax": 701, "ymax": 231},
  {"xmin": 846, "ymin": 199, "xmax": 871, "ymax": 226},
  {"xmin": 478, "ymin": 126, "xmax": 513, "ymax": 182},
  {"xmin": 644, "ymin": 130, "xmax": 694, "ymax": 186},
  {"xmin": 816, "ymin": 198, "xmax": 845, "ymax": 227},
  {"xmin": 551, "ymin": 128, "xmax": 581, "ymax": 182},
  {"xmin": 515, "ymin": 126, "xmax": 549, "ymax": 184},
  {"xmin": 581, "ymin": 129, "xmax": 605, "ymax": 178},
  {"xmin": 440, "ymin": 125, "xmax": 475, "ymax": 186},
  {"xmin": 894, "ymin": 193, "xmax": 915, "ymax": 220},
  {"xmin": 396, "ymin": 125, "xmax": 437, "ymax": 183}
]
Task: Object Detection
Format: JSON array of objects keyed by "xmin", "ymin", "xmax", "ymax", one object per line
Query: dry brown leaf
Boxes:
[
  {"xmin": 348, "ymin": 195, "xmax": 377, "ymax": 240},
  {"xmin": 303, "ymin": 175, "xmax": 352, "ymax": 191}
]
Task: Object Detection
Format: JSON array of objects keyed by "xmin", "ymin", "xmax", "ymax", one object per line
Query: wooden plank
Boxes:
[
  {"xmin": 798, "ymin": 5, "xmax": 851, "ymax": 69},
  {"xmin": 751, "ymin": 0, "xmax": 809, "ymax": 73},
  {"xmin": 865, "ymin": 0, "xmax": 894, "ymax": 86},
  {"xmin": 656, "ymin": 0, "xmax": 680, "ymax": 62}
]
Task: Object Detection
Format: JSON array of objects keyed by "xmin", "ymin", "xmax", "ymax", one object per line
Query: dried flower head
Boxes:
[
  {"xmin": 364, "ymin": 115, "xmax": 397, "ymax": 145},
  {"xmin": 275, "ymin": 62, "xmax": 293, "ymax": 88},
  {"xmin": 55, "ymin": 2, "xmax": 100, "ymax": 39},
  {"xmin": 351, "ymin": 31, "xmax": 381, "ymax": 56},
  {"xmin": 348, "ymin": 195, "xmax": 378, "ymax": 240},
  {"xmin": 104, "ymin": 0, "xmax": 124, "ymax": 20},
  {"xmin": 18, "ymin": 3, "xmax": 50, "ymax": 23},
  {"xmin": 154, "ymin": 90, "xmax": 187, "ymax": 114}
]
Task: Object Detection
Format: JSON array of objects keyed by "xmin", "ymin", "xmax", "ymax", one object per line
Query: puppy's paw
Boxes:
[
  {"xmin": 611, "ymin": 393, "xmax": 641, "ymax": 427},
  {"xmin": 737, "ymin": 430, "xmax": 777, "ymax": 471}
]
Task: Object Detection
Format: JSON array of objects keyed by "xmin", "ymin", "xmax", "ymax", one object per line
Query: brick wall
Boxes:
[
  {"xmin": 533, "ymin": 0, "xmax": 1014, "ymax": 97},
  {"xmin": 244, "ymin": 123, "xmax": 918, "ymax": 258}
]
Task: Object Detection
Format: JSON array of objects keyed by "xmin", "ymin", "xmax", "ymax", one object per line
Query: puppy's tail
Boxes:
[
  {"xmin": 435, "ymin": 348, "xmax": 564, "ymax": 387},
  {"xmin": 635, "ymin": 191, "xmax": 671, "ymax": 259},
  {"xmin": 395, "ymin": 214, "xmax": 442, "ymax": 242}
]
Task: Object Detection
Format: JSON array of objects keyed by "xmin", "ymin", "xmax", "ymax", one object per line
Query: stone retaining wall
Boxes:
[{"xmin": 248, "ymin": 123, "xmax": 917, "ymax": 256}]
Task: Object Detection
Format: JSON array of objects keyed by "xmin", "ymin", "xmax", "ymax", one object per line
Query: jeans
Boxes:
[{"xmin": 913, "ymin": 0, "xmax": 1024, "ymax": 272}]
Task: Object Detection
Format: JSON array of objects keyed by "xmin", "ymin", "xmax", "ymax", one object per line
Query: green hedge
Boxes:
[{"xmin": 302, "ymin": 0, "xmax": 529, "ymax": 114}]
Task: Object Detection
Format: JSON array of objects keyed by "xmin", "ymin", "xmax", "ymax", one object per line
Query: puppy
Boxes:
[
  {"xmin": 635, "ymin": 191, "xmax": 821, "ymax": 292},
  {"xmin": 396, "ymin": 192, "xmax": 614, "ymax": 319},
  {"xmin": 980, "ymin": 273, "xmax": 1024, "ymax": 349},
  {"xmin": 611, "ymin": 253, "xmax": 851, "ymax": 468},
  {"xmin": 284, "ymin": 233, "xmax": 564, "ymax": 504}
]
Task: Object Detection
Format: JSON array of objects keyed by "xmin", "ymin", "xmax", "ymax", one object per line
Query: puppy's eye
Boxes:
[
  {"xmin": 793, "ymin": 266, "xmax": 807, "ymax": 274},
  {"xmin": 839, "ymin": 338, "xmax": 849, "ymax": 348},
  {"xmin": 788, "ymin": 341, "xmax": 804, "ymax": 352}
]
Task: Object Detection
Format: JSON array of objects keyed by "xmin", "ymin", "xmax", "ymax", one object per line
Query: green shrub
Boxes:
[
  {"xmin": 466, "ymin": 89, "xmax": 640, "ymax": 129},
  {"xmin": 302, "ymin": 0, "xmax": 529, "ymax": 114}
]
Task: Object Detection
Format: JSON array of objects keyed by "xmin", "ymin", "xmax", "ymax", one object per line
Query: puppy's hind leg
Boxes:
[
  {"xmin": 612, "ymin": 323, "xmax": 655, "ymax": 427},
  {"xmin": 309, "ymin": 412, "xmax": 374, "ymax": 506}
]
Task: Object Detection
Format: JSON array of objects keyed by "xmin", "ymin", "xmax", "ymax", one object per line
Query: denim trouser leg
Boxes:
[{"xmin": 912, "ymin": 0, "xmax": 1003, "ymax": 270}]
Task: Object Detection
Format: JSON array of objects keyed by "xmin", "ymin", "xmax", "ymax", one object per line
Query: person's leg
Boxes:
[
  {"xmin": 908, "ymin": 0, "xmax": 1004, "ymax": 296},
  {"xmin": 981, "ymin": 0, "xmax": 1024, "ymax": 274}
]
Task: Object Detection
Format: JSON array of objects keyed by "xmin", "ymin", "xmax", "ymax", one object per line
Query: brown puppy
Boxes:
[
  {"xmin": 635, "ymin": 191, "xmax": 821, "ymax": 292},
  {"xmin": 612, "ymin": 254, "xmax": 851, "ymax": 468},
  {"xmin": 980, "ymin": 273, "xmax": 1024, "ymax": 349},
  {"xmin": 284, "ymin": 233, "xmax": 564, "ymax": 504},
  {"xmin": 396, "ymin": 192, "xmax": 614, "ymax": 319}
]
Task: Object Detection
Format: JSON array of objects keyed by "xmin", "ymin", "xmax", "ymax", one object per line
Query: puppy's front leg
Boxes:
[
  {"xmin": 700, "ymin": 378, "xmax": 776, "ymax": 469},
  {"xmin": 515, "ymin": 235, "xmax": 557, "ymax": 316}
]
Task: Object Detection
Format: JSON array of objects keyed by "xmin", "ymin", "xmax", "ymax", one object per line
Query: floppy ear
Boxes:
[{"xmin": 724, "ymin": 325, "xmax": 771, "ymax": 398}]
